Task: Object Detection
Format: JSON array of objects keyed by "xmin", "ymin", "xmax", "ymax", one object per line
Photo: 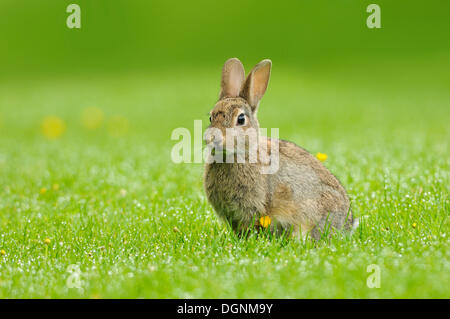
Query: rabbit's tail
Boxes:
[{"xmin": 350, "ymin": 215, "xmax": 369, "ymax": 234}]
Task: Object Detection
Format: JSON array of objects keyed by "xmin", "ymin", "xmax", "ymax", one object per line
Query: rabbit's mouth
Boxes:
[
  {"xmin": 210, "ymin": 147, "xmax": 253, "ymax": 165},
  {"xmin": 211, "ymin": 148, "xmax": 226, "ymax": 156},
  {"xmin": 211, "ymin": 147, "xmax": 247, "ymax": 156}
]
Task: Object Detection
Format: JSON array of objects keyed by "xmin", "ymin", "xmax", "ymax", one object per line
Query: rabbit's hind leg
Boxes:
[{"xmin": 310, "ymin": 210, "xmax": 354, "ymax": 240}]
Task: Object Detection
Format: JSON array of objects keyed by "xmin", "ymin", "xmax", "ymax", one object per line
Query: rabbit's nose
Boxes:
[
  {"xmin": 208, "ymin": 135, "xmax": 223, "ymax": 146},
  {"xmin": 204, "ymin": 128, "xmax": 224, "ymax": 146},
  {"xmin": 205, "ymin": 135, "xmax": 214, "ymax": 145},
  {"xmin": 205, "ymin": 132, "xmax": 219, "ymax": 143}
]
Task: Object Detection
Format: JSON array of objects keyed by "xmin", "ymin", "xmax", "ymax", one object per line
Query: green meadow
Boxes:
[
  {"xmin": 0, "ymin": 60, "xmax": 448, "ymax": 298},
  {"xmin": 0, "ymin": 1, "xmax": 449, "ymax": 298}
]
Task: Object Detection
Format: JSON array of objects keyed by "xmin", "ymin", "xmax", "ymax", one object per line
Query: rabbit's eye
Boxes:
[
  {"xmin": 209, "ymin": 116, "xmax": 212, "ymax": 123},
  {"xmin": 237, "ymin": 113, "xmax": 245, "ymax": 125}
]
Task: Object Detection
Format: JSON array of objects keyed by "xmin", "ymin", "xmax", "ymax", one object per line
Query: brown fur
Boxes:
[{"xmin": 204, "ymin": 58, "xmax": 354, "ymax": 240}]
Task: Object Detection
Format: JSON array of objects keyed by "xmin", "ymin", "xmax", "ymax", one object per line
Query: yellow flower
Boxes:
[
  {"xmin": 259, "ymin": 216, "xmax": 271, "ymax": 228},
  {"xmin": 41, "ymin": 116, "xmax": 66, "ymax": 139},
  {"xmin": 52, "ymin": 183, "xmax": 60, "ymax": 191},
  {"xmin": 412, "ymin": 223, "xmax": 417, "ymax": 229},
  {"xmin": 81, "ymin": 106, "xmax": 104, "ymax": 130},
  {"xmin": 316, "ymin": 152, "xmax": 328, "ymax": 162},
  {"xmin": 40, "ymin": 187, "xmax": 47, "ymax": 195},
  {"xmin": 0, "ymin": 249, "xmax": 5, "ymax": 256},
  {"xmin": 44, "ymin": 238, "xmax": 51, "ymax": 245}
]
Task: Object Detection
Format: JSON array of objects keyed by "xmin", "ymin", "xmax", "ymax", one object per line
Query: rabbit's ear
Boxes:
[
  {"xmin": 219, "ymin": 58, "xmax": 245, "ymax": 99},
  {"xmin": 240, "ymin": 59, "xmax": 272, "ymax": 112}
]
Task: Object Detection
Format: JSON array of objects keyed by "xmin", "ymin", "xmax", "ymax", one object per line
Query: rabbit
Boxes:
[{"xmin": 203, "ymin": 58, "xmax": 356, "ymax": 240}]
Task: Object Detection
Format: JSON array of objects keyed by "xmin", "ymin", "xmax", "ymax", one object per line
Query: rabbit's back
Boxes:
[{"xmin": 266, "ymin": 138, "xmax": 353, "ymax": 238}]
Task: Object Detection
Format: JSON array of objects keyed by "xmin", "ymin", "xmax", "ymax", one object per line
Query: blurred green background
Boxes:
[
  {"xmin": 1, "ymin": 0, "xmax": 449, "ymax": 76},
  {"xmin": 1, "ymin": 0, "xmax": 449, "ymax": 142}
]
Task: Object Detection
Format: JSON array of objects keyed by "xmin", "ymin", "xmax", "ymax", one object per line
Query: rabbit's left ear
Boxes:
[
  {"xmin": 219, "ymin": 58, "xmax": 245, "ymax": 100},
  {"xmin": 240, "ymin": 59, "xmax": 272, "ymax": 112}
]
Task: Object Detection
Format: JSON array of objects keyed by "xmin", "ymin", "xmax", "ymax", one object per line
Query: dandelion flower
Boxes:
[
  {"xmin": 40, "ymin": 187, "xmax": 47, "ymax": 195},
  {"xmin": 259, "ymin": 216, "xmax": 271, "ymax": 228},
  {"xmin": 44, "ymin": 238, "xmax": 51, "ymax": 245},
  {"xmin": 316, "ymin": 152, "xmax": 328, "ymax": 162},
  {"xmin": 0, "ymin": 249, "xmax": 5, "ymax": 256},
  {"xmin": 412, "ymin": 223, "xmax": 417, "ymax": 229},
  {"xmin": 41, "ymin": 116, "xmax": 66, "ymax": 139}
]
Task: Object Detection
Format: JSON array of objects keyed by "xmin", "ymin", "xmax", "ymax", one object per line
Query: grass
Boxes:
[{"xmin": 0, "ymin": 60, "xmax": 448, "ymax": 298}]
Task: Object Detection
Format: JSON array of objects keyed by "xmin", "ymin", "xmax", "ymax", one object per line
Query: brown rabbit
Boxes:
[{"xmin": 203, "ymin": 58, "xmax": 356, "ymax": 240}]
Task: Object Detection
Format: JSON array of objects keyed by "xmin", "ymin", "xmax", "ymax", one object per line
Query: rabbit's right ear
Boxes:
[
  {"xmin": 219, "ymin": 58, "xmax": 245, "ymax": 100},
  {"xmin": 240, "ymin": 59, "xmax": 272, "ymax": 112}
]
